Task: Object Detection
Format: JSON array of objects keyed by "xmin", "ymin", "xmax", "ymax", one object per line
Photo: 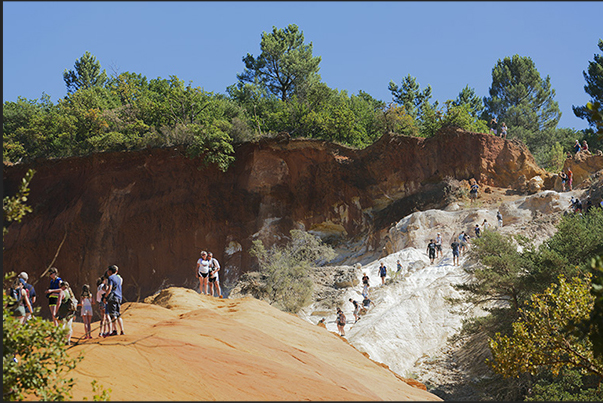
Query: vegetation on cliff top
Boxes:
[{"xmin": 3, "ymin": 26, "xmax": 601, "ymax": 171}]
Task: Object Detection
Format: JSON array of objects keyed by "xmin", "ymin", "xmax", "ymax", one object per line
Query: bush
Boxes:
[{"xmin": 249, "ymin": 230, "xmax": 336, "ymax": 313}]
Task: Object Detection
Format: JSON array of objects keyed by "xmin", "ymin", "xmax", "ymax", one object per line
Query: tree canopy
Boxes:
[
  {"xmin": 236, "ymin": 24, "xmax": 321, "ymax": 101},
  {"xmin": 573, "ymin": 39, "xmax": 603, "ymax": 129},
  {"xmin": 483, "ymin": 55, "xmax": 561, "ymax": 133},
  {"xmin": 63, "ymin": 51, "xmax": 108, "ymax": 94}
]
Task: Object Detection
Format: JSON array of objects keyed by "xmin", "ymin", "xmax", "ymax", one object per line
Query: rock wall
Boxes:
[{"xmin": 3, "ymin": 128, "xmax": 546, "ymax": 306}]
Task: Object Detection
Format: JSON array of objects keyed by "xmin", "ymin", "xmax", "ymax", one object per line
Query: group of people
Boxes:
[
  {"xmin": 573, "ymin": 139, "xmax": 590, "ymax": 155},
  {"xmin": 195, "ymin": 251, "xmax": 222, "ymax": 298},
  {"xmin": 559, "ymin": 168, "xmax": 573, "ymax": 192},
  {"xmin": 489, "ymin": 118, "xmax": 508, "ymax": 138},
  {"xmin": 95, "ymin": 265, "xmax": 126, "ymax": 338},
  {"xmin": 8, "ymin": 264, "xmax": 125, "ymax": 345}
]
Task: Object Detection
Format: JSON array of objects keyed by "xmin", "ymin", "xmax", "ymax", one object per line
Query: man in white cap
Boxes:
[
  {"xmin": 435, "ymin": 232, "xmax": 443, "ymax": 258},
  {"xmin": 18, "ymin": 272, "xmax": 36, "ymax": 322}
]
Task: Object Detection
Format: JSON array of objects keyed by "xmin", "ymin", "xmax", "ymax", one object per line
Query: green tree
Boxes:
[
  {"xmin": 3, "ymin": 169, "xmax": 34, "ymax": 240},
  {"xmin": 489, "ymin": 274, "xmax": 603, "ymax": 379},
  {"xmin": 249, "ymin": 230, "xmax": 336, "ymax": 313},
  {"xmin": 573, "ymin": 39, "xmax": 603, "ymax": 129},
  {"xmin": 483, "ymin": 55, "xmax": 561, "ymax": 133},
  {"xmin": 388, "ymin": 74, "xmax": 435, "ymax": 121},
  {"xmin": 453, "ymin": 85, "xmax": 485, "ymax": 118},
  {"xmin": 63, "ymin": 51, "xmax": 108, "ymax": 94},
  {"xmin": 236, "ymin": 24, "xmax": 322, "ymax": 101},
  {"xmin": 3, "ymin": 292, "xmax": 83, "ymax": 401}
]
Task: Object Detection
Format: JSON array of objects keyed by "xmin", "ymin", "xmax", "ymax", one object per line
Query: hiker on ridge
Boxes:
[{"xmin": 451, "ymin": 239, "xmax": 460, "ymax": 266}]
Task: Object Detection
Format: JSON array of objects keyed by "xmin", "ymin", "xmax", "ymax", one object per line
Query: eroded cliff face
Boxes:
[{"xmin": 3, "ymin": 128, "xmax": 546, "ymax": 305}]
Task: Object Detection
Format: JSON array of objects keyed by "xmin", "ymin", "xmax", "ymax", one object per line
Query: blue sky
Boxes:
[{"xmin": 3, "ymin": 1, "xmax": 601, "ymax": 130}]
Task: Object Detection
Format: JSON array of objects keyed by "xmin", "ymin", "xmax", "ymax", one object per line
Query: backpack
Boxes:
[
  {"xmin": 68, "ymin": 292, "xmax": 78, "ymax": 313},
  {"xmin": 8, "ymin": 286, "xmax": 22, "ymax": 308}
]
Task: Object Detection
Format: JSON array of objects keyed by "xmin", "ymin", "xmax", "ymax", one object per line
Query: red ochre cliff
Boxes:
[{"xmin": 3, "ymin": 128, "xmax": 547, "ymax": 306}]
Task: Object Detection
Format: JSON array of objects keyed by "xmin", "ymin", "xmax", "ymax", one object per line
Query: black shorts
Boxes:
[
  {"xmin": 199, "ymin": 272, "xmax": 209, "ymax": 278},
  {"xmin": 435, "ymin": 244, "xmax": 442, "ymax": 251},
  {"xmin": 209, "ymin": 276, "xmax": 216, "ymax": 283},
  {"xmin": 106, "ymin": 295, "xmax": 121, "ymax": 318},
  {"xmin": 429, "ymin": 250, "xmax": 435, "ymax": 258}
]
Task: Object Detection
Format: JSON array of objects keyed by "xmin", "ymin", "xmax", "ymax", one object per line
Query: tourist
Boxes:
[
  {"xmin": 497, "ymin": 211, "xmax": 503, "ymax": 227},
  {"xmin": 490, "ymin": 117, "xmax": 498, "ymax": 135},
  {"xmin": 426, "ymin": 239, "xmax": 437, "ymax": 264},
  {"xmin": 336, "ymin": 308, "xmax": 346, "ymax": 337},
  {"xmin": 349, "ymin": 298, "xmax": 360, "ymax": 323},
  {"xmin": 208, "ymin": 252, "xmax": 223, "ymax": 298},
  {"xmin": 9, "ymin": 276, "xmax": 33, "ymax": 325},
  {"xmin": 379, "ymin": 262, "xmax": 387, "ymax": 285},
  {"xmin": 559, "ymin": 171, "xmax": 567, "ymax": 192},
  {"xmin": 362, "ymin": 272, "xmax": 370, "ymax": 297},
  {"xmin": 567, "ymin": 168, "xmax": 573, "ymax": 191},
  {"xmin": 80, "ymin": 284, "xmax": 93, "ymax": 339},
  {"xmin": 582, "ymin": 140, "xmax": 590, "ymax": 154},
  {"xmin": 574, "ymin": 140, "xmax": 581, "ymax": 154},
  {"xmin": 500, "ymin": 122, "xmax": 507, "ymax": 138},
  {"xmin": 96, "ymin": 276, "xmax": 110, "ymax": 337},
  {"xmin": 18, "ymin": 272, "xmax": 36, "ymax": 322},
  {"xmin": 362, "ymin": 295, "xmax": 375, "ymax": 311},
  {"xmin": 482, "ymin": 219, "xmax": 490, "ymax": 231},
  {"xmin": 469, "ymin": 181, "xmax": 479, "ymax": 203},
  {"xmin": 474, "ymin": 224, "xmax": 481, "ymax": 238},
  {"xmin": 451, "ymin": 239, "xmax": 460, "ymax": 266},
  {"xmin": 47, "ymin": 267, "xmax": 62, "ymax": 326},
  {"xmin": 55, "ymin": 281, "xmax": 76, "ymax": 344},
  {"xmin": 196, "ymin": 251, "xmax": 210, "ymax": 295},
  {"xmin": 104, "ymin": 265, "xmax": 125, "ymax": 336},
  {"xmin": 435, "ymin": 233, "xmax": 443, "ymax": 258}
]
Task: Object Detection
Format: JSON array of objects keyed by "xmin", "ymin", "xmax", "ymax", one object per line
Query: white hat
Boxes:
[{"xmin": 18, "ymin": 272, "xmax": 28, "ymax": 281}]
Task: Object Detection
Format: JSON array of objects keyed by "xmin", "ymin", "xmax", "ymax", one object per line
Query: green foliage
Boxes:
[
  {"xmin": 456, "ymin": 209, "xmax": 603, "ymax": 337},
  {"xmin": 525, "ymin": 368, "xmax": 603, "ymax": 401},
  {"xmin": 539, "ymin": 141, "xmax": 566, "ymax": 172},
  {"xmin": 489, "ymin": 274, "xmax": 603, "ymax": 379},
  {"xmin": 185, "ymin": 123, "xmax": 235, "ymax": 172},
  {"xmin": 388, "ymin": 74, "xmax": 435, "ymax": 121},
  {"xmin": 3, "ymin": 169, "xmax": 35, "ymax": 239},
  {"xmin": 573, "ymin": 39, "xmax": 603, "ymax": 130},
  {"xmin": 440, "ymin": 101, "xmax": 489, "ymax": 133},
  {"xmin": 237, "ymin": 24, "xmax": 321, "ymax": 101},
  {"xmin": 379, "ymin": 103, "xmax": 420, "ymax": 136},
  {"xmin": 453, "ymin": 85, "xmax": 485, "ymax": 118},
  {"xmin": 63, "ymin": 51, "xmax": 108, "ymax": 94},
  {"xmin": 83, "ymin": 380, "xmax": 112, "ymax": 401},
  {"xmin": 249, "ymin": 230, "xmax": 336, "ymax": 313},
  {"xmin": 484, "ymin": 55, "xmax": 561, "ymax": 133},
  {"xmin": 3, "ymin": 273, "xmax": 83, "ymax": 401}
]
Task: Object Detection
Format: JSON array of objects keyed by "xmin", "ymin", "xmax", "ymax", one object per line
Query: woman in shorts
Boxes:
[
  {"xmin": 196, "ymin": 251, "xmax": 210, "ymax": 295},
  {"xmin": 47, "ymin": 267, "xmax": 62, "ymax": 326}
]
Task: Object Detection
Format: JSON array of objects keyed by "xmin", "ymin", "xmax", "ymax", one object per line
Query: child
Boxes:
[
  {"xmin": 96, "ymin": 276, "xmax": 110, "ymax": 337},
  {"xmin": 80, "ymin": 284, "xmax": 93, "ymax": 339}
]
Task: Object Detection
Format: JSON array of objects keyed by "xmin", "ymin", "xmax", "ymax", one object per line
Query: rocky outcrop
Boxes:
[{"xmin": 2, "ymin": 128, "xmax": 548, "ymax": 306}]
